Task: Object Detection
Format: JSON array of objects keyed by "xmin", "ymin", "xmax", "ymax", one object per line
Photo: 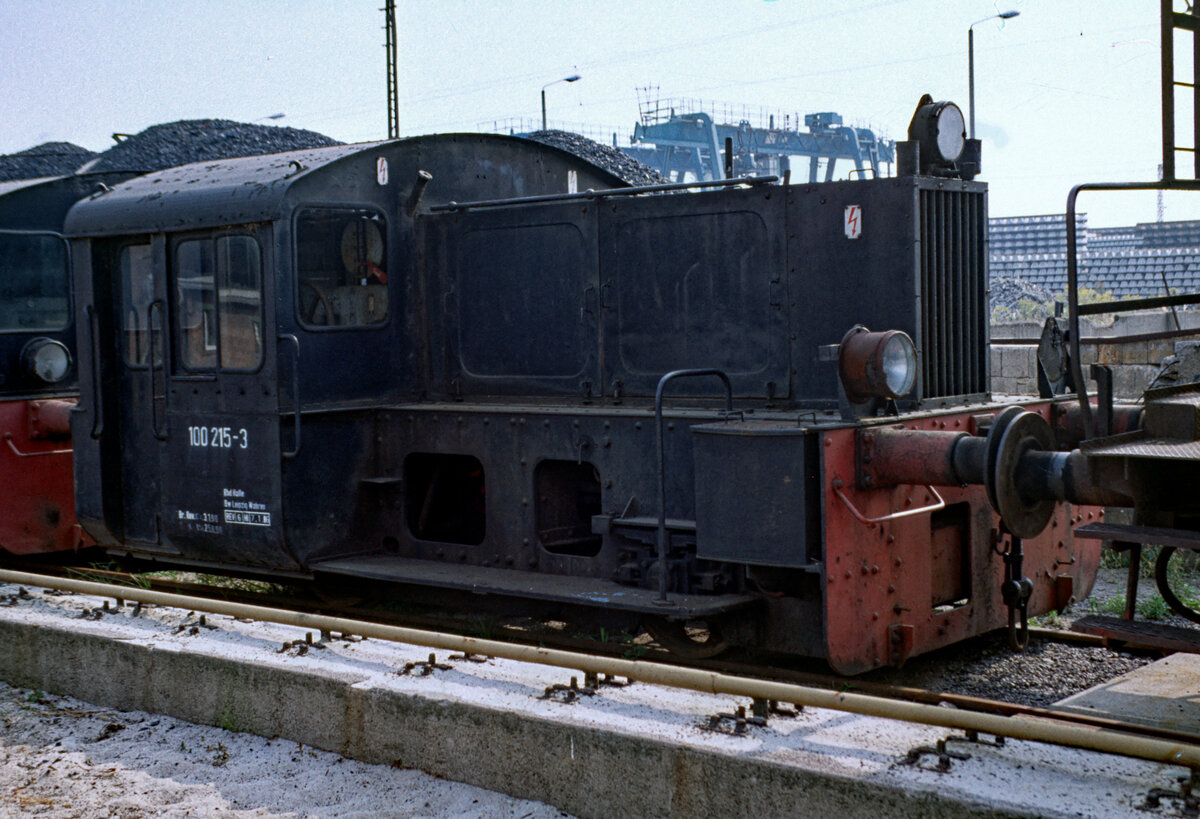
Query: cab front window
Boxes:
[
  {"xmin": 0, "ymin": 232, "xmax": 69, "ymax": 332},
  {"xmin": 173, "ymin": 234, "xmax": 263, "ymax": 372}
]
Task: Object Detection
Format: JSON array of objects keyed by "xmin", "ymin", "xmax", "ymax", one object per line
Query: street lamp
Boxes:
[
  {"xmin": 541, "ymin": 74, "xmax": 581, "ymax": 131},
  {"xmin": 968, "ymin": 10, "xmax": 1019, "ymax": 139}
]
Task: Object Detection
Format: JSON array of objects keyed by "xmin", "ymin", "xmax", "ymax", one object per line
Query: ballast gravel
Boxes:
[
  {"xmin": 868, "ymin": 569, "xmax": 1161, "ymax": 705},
  {"xmin": 872, "ymin": 632, "xmax": 1151, "ymax": 707},
  {"xmin": 0, "ymin": 681, "xmax": 570, "ymax": 819}
]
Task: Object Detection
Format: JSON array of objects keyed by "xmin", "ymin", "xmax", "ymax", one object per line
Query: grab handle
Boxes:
[
  {"xmin": 149, "ymin": 300, "xmax": 168, "ymax": 440},
  {"xmin": 832, "ymin": 479, "xmax": 945, "ymax": 528},
  {"xmin": 87, "ymin": 305, "xmax": 104, "ymax": 439},
  {"xmin": 4, "ymin": 433, "xmax": 72, "ymax": 458},
  {"xmin": 279, "ymin": 334, "xmax": 301, "ymax": 458}
]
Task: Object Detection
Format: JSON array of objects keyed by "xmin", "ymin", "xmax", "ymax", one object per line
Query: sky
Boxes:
[{"xmin": 0, "ymin": 1, "xmax": 1189, "ymax": 227}]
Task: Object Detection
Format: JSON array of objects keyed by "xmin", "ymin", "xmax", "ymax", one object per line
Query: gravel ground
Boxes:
[
  {"xmin": 870, "ymin": 629, "xmax": 1151, "ymax": 707},
  {"xmin": 867, "ymin": 567, "xmax": 1197, "ymax": 706},
  {"xmin": 0, "ymin": 682, "xmax": 571, "ymax": 819}
]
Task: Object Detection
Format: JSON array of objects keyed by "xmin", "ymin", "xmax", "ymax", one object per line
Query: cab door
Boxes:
[
  {"xmin": 76, "ymin": 236, "xmax": 176, "ymax": 551},
  {"xmin": 158, "ymin": 227, "xmax": 296, "ymax": 569}
]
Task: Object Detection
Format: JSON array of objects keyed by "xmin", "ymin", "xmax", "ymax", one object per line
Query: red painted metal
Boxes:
[
  {"xmin": 819, "ymin": 402, "xmax": 1102, "ymax": 674},
  {"xmin": 28, "ymin": 399, "xmax": 74, "ymax": 439},
  {"xmin": 857, "ymin": 427, "xmax": 968, "ymax": 488},
  {"xmin": 0, "ymin": 398, "xmax": 86, "ymax": 555},
  {"xmin": 1052, "ymin": 402, "xmax": 1142, "ymax": 449}
]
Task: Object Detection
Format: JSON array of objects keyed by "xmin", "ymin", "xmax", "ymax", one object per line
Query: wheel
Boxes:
[
  {"xmin": 1154, "ymin": 546, "xmax": 1200, "ymax": 625},
  {"xmin": 299, "ymin": 280, "xmax": 334, "ymax": 325},
  {"xmin": 311, "ymin": 577, "xmax": 365, "ymax": 609},
  {"xmin": 642, "ymin": 616, "xmax": 728, "ymax": 659}
]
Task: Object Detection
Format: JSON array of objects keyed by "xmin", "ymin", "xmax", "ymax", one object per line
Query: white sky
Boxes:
[{"xmin": 0, "ymin": 0, "xmax": 1190, "ymax": 226}]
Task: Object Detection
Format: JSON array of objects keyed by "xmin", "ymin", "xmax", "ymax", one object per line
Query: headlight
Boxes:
[
  {"xmin": 909, "ymin": 99, "xmax": 965, "ymax": 163},
  {"xmin": 838, "ymin": 326, "xmax": 918, "ymax": 403},
  {"xmin": 21, "ymin": 338, "xmax": 72, "ymax": 384},
  {"xmin": 905, "ymin": 96, "xmax": 970, "ymax": 176},
  {"xmin": 880, "ymin": 332, "xmax": 918, "ymax": 396}
]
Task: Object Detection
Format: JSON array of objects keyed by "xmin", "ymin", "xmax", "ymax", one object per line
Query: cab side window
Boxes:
[
  {"xmin": 173, "ymin": 235, "xmax": 263, "ymax": 371},
  {"xmin": 217, "ymin": 236, "xmax": 263, "ymax": 369},
  {"xmin": 0, "ymin": 233, "xmax": 69, "ymax": 333},
  {"xmin": 295, "ymin": 208, "xmax": 388, "ymax": 328},
  {"xmin": 120, "ymin": 243, "xmax": 155, "ymax": 366}
]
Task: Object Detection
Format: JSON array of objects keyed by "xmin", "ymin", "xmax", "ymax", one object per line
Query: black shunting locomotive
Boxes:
[{"xmin": 63, "ymin": 101, "xmax": 1199, "ymax": 673}]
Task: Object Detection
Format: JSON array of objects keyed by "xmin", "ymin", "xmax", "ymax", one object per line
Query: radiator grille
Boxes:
[{"xmin": 918, "ymin": 188, "xmax": 988, "ymax": 401}]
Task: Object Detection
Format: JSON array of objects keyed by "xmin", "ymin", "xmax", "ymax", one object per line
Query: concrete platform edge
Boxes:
[{"xmin": 0, "ymin": 618, "xmax": 1032, "ymax": 819}]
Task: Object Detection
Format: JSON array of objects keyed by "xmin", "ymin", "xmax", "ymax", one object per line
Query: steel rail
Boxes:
[
  {"xmin": 1, "ymin": 567, "xmax": 1197, "ymax": 770},
  {"xmin": 20, "ymin": 565, "xmax": 1197, "ymax": 746},
  {"xmin": 32, "ymin": 565, "xmax": 1119, "ymax": 652}
]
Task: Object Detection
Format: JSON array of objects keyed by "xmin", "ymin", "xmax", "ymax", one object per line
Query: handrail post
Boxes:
[{"xmin": 654, "ymin": 369, "xmax": 732, "ymax": 603}]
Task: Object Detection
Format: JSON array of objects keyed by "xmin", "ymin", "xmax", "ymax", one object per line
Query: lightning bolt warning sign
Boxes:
[{"xmin": 844, "ymin": 204, "xmax": 862, "ymax": 240}]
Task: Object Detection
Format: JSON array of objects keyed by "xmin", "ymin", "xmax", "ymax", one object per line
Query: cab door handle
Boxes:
[
  {"xmin": 148, "ymin": 300, "xmax": 169, "ymax": 441},
  {"xmin": 278, "ymin": 334, "xmax": 301, "ymax": 458}
]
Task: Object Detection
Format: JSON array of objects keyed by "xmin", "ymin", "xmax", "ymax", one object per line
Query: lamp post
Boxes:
[
  {"xmin": 541, "ymin": 74, "xmax": 581, "ymax": 131},
  {"xmin": 969, "ymin": 11, "xmax": 1019, "ymax": 139}
]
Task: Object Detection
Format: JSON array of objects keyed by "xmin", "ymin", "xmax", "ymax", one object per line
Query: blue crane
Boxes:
[{"xmin": 623, "ymin": 110, "xmax": 894, "ymax": 183}]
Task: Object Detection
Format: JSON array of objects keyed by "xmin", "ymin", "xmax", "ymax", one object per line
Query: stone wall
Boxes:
[{"xmin": 989, "ymin": 309, "xmax": 1200, "ymax": 398}]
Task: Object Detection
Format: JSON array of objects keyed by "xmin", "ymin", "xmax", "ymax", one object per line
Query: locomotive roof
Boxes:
[
  {"xmin": 0, "ymin": 171, "xmax": 140, "ymax": 231},
  {"xmin": 64, "ymin": 133, "xmax": 630, "ymax": 237},
  {"xmin": 0, "ymin": 175, "xmax": 65, "ymax": 197}
]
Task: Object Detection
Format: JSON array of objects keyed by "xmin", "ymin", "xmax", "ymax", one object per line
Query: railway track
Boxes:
[{"xmin": 0, "ymin": 563, "xmax": 1196, "ymax": 769}]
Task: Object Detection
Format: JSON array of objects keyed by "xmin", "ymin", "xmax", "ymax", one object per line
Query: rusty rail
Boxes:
[{"xmin": 1, "ymin": 568, "xmax": 1198, "ymax": 771}]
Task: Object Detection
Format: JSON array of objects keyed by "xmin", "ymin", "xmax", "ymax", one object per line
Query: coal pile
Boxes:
[
  {"xmin": 526, "ymin": 130, "xmax": 668, "ymax": 187},
  {"xmin": 0, "ymin": 142, "xmax": 97, "ymax": 182},
  {"xmin": 990, "ymin": 275, "xmax": 1054, "ymax": 320},
  {"xmin": 89, "ymin": 119, "xmax": 343, "ymax": 173}
]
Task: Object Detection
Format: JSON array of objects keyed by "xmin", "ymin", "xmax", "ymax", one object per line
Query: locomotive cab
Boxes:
[
  {"xmin": 0, "ymin": 172, "xmax": 135, "ymax": 555},
  {"xmin": 65, "ymin": 135, "xmax": 630, "ymax": 572}
]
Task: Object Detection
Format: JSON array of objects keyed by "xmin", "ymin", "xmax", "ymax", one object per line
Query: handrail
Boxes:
[
  {"xmin": 278, "ymin": 334, "xmax": 301, "ymax": 458},
  {"xmin": 430, "ymin": 175, "xmax": 779, "ymax": 213},
  {"xmin": 86, "ymin": 305, "xmax": 103, "ymax": 439},
  {"xmin": 832, "ymin": 480, "xmax": 945, "ymax": 528},
  {"xmin": 148, "ymin": 300, "xmax": 168, "ymax": 441},
  {"xmin": 654, "ymin": 369, "xmax": 733, "ymax": 603},
  {"xmin": 1065, "ymin": 180, "xmax": 1200, "ymax": 438},
  {"xmin": 4, "ymin": 432, "xmax": 72, "ymax": 458}
]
